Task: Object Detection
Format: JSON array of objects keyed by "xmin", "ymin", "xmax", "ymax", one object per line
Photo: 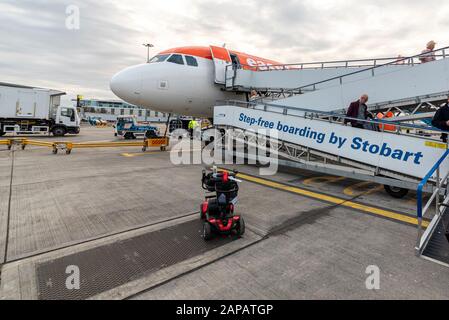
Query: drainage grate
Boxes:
[
  {"xmin": 423, "ymin": 209, "xmax": 449, "ymax": 266},
  {"xmin": 37, "ymin": 219, "xmax": 236, "ymax": 300}
]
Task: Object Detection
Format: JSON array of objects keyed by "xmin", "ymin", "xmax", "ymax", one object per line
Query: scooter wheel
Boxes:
[
  {"xmin": 236, "ymin": 217, "xmax": 245, "ymax": 237},
  {"xmin": 203, "ymin": 222, "xmax": 212, "ymax": 241}
]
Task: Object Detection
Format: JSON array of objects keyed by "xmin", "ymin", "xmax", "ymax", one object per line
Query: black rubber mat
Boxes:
[
  {"xmin": 422, "ymin": 209, "xmax": 449, "ymax": 265},
  {"xmin": 36, "ymin": 219, "xmax": 237, "ymax": 300}
]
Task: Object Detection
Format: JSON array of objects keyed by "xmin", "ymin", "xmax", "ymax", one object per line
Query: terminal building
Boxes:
[{"xmin": 72, "ymin": 98, "xmax": 170, "ymax": 122}]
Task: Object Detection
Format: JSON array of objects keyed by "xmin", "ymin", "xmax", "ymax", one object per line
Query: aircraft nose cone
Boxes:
[{"xmin": 110, "ymin": 65, "xmax": 144, "ymax": 105}]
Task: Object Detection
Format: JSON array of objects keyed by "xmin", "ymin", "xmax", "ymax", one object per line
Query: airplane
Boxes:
[{"xmin": 110, "ymin": 46, "xmax": 285, "ymax": 119}]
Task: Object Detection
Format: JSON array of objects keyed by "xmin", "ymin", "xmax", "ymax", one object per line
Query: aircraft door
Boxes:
[{"xmin": 210, "ymin": 46, "xmax": 232, "ymax": 85}]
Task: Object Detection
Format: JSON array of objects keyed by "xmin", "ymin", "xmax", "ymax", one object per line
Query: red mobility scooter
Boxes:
[{"xmin": 200, "ymin": 167, "xmax": 245, "ymax": 241}]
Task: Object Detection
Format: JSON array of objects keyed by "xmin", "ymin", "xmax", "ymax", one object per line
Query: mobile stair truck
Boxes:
[{"xmin": 0, "ymin": 82, "xmax": 80, "ymax": 137}]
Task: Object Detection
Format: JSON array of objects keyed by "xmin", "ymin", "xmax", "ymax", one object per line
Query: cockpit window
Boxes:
[
  {"xmin": 167, "ymin": 54, "xmax": 184, "ymax": 65},
  {"xmin": 185, "ymin": 56, "xmax": 198, "ymax": 67},
  {"xmin": 149, "ymin": 54, "xmax": 170, "ymax": 63}
]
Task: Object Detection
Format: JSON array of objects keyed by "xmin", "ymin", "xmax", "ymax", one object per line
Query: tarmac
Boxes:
[{"xmin": 0, "ymin": 124, "xmax": 448, "ymax": 300}]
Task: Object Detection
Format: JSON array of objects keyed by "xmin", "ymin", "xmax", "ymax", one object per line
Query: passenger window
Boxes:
[
  {"xmin": 149, "ymin": 54, "xmax": 170, "ymax": 63},
  {"xmin": 167, "ymin": 54, "xmax": 184, "ymax": 65},
  {"xmin": 185, "ymin": 56, "xmax": 198, "ymax": 67}
]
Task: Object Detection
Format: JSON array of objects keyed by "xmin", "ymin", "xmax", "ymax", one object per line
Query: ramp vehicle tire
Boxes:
[
  {"xmin": 384, "ymin": 185, "xmax": 409, "ymax": 199},
  {"xmin": 203, "ymin": 222, "xmax": 212, "ymax": 241},
  {"xmin": 124, "ymin": 132, "xmax": 135, "ymax": 140},
  {"xmin": 145, "ymin": 130, "xmax": 158, "ymax": 139},
  {"xmin": 52, "ymin": 127, "xmax": 66, "ymax": 137},
  {"xmin": 236, "ymin": 217, "xmax": 245, "ymax": 236}
]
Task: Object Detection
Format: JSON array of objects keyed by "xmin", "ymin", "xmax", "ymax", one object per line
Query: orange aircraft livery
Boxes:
[{"xmin": 159, "ymin": 45, "xmax": 285, "ymax": 70}]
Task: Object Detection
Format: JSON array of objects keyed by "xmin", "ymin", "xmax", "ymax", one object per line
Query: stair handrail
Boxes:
[
  {"xmin": 416, "ymin": 149, "xmax": 449, "ymax": 253},
  {"xmin": 229, "ymin": 55, "xmax": 421, "ymax": 72},
  {"xmin": 288, "ymin": 46, "xmax": 449, "ymax": 94}
]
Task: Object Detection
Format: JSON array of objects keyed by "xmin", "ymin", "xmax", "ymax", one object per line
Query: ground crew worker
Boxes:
[
  {"xmin": 431, "ymin": 97, "xmax": 449, "ymax": 143},
  {"xmin": 188, "ymin": 119, "xmax": 199, "ymax": 139}
]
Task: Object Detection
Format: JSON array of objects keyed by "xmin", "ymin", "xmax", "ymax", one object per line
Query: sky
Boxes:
[{"xmin": 0, "ymin": 0, "xmax": 448, "ymax": 104}]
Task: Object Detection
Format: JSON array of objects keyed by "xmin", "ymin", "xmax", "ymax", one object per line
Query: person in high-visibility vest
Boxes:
[{"xmin": 188, "ymin": 119, "xmax": 199, "ymax": 139}]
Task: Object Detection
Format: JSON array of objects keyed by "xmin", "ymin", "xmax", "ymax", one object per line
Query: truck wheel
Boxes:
[
  {"xmin": 384, "ymin": 185, "xmax": 409, "ymax": 199},
  {"xmin": 52, "ymin": 127, "xmax": 66, "ymax": 137}
]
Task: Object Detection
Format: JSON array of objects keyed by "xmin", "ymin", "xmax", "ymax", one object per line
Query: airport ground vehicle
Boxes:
[
  {"xmin": 200, "ymin": 168, "xmax": 245, "ymax": 241},
  {"xmin": 0, "ymin": 83, "xmax": 80, "ymax": 137},
  {"xmin": 87, "ymin": 116, "xmax": 108, "ymax": 126},
  {"xmin": 114, "ymin": 115, "xmax": 159, "ymax": 139}
]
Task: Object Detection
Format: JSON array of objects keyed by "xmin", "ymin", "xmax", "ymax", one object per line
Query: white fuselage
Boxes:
[{"xmin": 110, "ymin": 56, "xmax": 239, "ymax": 118}]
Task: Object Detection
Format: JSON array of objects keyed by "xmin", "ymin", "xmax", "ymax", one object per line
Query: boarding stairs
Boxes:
[
  {"xmin": 213, "ymin": 48, "xmax": 449, "ymax": 262},
  {"xmin": 225, "ymin": 56, "xmax": 412, "ymax": 93},
  {"xmin": 214, "ymin": 99, "xmax": 449, "ymax": 195},
  {"xmin": 224, "ymin": 47, "xmax": 449, "ymax": 118},
  {"xmin": 213, "ymin": 101, "xmax": 449, "ymax": 264}
]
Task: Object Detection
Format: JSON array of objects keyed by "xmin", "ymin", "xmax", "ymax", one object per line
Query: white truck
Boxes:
[{"xmin": 0, "ymin": 82, "xmax": 80, "ymax": 137}]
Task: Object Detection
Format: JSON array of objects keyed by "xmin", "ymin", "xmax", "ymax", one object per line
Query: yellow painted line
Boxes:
[
  {"xmin": 120, "ymin": 148, "xmax": 202, "ymax": 158},
  {"xmin": 343, "ymin": 181, "xmax": 384, "ymax": 197},
  {"xmin": 121, "ymin": 151, "xmax": 162, "ymax": 157},
  {"xmin": 234, "ymin": 172, "xmax": 428, "ymax": 228}
]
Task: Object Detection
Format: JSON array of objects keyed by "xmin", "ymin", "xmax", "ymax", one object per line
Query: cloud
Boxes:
[{"xmin": 0, "ymin": 0, "xmax": 448, "ymax": 103}]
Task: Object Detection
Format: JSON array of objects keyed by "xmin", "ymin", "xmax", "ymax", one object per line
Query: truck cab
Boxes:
[{"xmin": 52, "ymin": 105, "xmax": 81, "ymax": 136}]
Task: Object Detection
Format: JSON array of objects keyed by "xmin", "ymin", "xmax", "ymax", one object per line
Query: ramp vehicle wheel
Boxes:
[
  {"xmin": 236, "ymin": 217, "xmax": 245, "ymax": 236},
  {"xmin": 203, "ymin": 222, "xmax": 212, "ymax": 241},
  {"xmin": 384, "ymin": 185, "xmax": 409, "ymax": 199},
  {"xmin": 52, "ymin": 127, "xmax": 66, "ymax": 137},
  {"xmin": 124, "ymin": 132, "xmax": 135, "ymax": 140},
  {"xmin": 145, "ymin": 130, "xmax": 158, "ymax": 139}
]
